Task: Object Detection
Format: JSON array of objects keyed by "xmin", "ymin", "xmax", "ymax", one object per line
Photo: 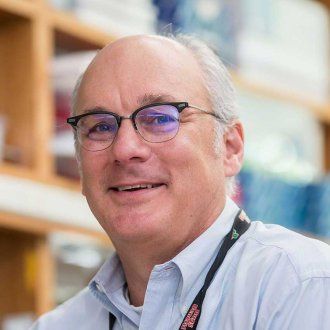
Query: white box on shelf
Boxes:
[
  {"xmin": 237, "ymin": 89, "xmax": 324, "ymax": 182},
  {"xmin": 0, "ymin": 174, "xmax": 100, "ymax": 231},
  {"xmin": 238, "ymin": 0, "xmax": 329, "ymax": 103},
  {"xmin": 74, "ymin": 0, "xmax": 157, "ymax": 35},
  {"xmin": 52, "ymin": 51, "xmax": 97, "ymax": 93}
]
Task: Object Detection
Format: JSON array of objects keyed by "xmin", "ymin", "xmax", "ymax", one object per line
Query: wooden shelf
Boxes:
[
  {"xmin": 0, "ymin": 210, "xmax": 110, "ymax": 244},
  {"xmin": 317, "ymin": 0, "xmax": 330, "ymax": 8},
  {"xmin": 232, "ymin": 72, "xmax": 330, "ymax": 124},
  {"xmin": 50, "ymin": 9, "xmax": 115, "ymax": 51},
  {"xmin": 0, "ymin": 163, "xmax": 80, "ymax": 191},
  {"xmin": 0, "ymin": 0, "xmax": 37, "ymax": 20},
  {"xmin": 0, "ymin": 228, "xmax": 53, "ymax": 320}
]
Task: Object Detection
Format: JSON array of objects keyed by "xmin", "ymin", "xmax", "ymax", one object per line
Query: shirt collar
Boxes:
[
  {"xmin": 89, "ymin": 197, "xmax": 239, "ymax": 319},
  {"xmin": 171, "ymin": 196, "xmax": 239, "ymax": 310},
  {"xmin": 92, "ymin": 252, "xmax": 125, "ymax": 294}
]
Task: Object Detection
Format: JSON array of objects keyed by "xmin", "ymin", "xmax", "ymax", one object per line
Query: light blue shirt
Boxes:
[{"xmin": 31, "ymin": 198, "xmax": 330, "ymax": 329}]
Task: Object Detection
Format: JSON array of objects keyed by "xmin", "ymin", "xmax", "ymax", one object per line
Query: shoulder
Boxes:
[
  {"xmin": 30, "ymin": 287, "xmax": 105, "ymax": 330},
  {"xmin": 235, "ymin": 221, "xmax": 330, "ymax": 329},
  {"xmin": 241, "ymin": 221, "xmax": 330, "ymax": 281}
]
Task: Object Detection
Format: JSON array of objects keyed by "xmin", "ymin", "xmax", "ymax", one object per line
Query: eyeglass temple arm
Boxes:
[{"xmin": 188, "ymin": 105, "xmax": 223, "ymax": 122}]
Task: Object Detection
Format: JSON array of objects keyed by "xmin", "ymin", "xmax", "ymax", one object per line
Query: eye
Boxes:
[
  {"xmin": 140, "ymin": 113, "xmax": 176, "ymax": 126},
  {"xmin": 86, "ymin": 121, "xmax": 118, "ymax": 141},
  {"xmin": 91, "ymin": 122, "xmax": 115, "ymax": 132},
  {"xmin": 154, "ymin": 114, "xmax": 176, "ymax": 125}
]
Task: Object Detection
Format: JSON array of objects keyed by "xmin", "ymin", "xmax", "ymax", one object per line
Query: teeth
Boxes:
[{"xmin": 117, "ymin": 184, "xmax": 153, "ymax": 191}]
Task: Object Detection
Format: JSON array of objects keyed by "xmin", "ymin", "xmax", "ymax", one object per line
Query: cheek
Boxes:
[
  {"xmin": 80, "ymin": 153, "xmax": 108, "ymax": 196},
  {"xmin": 162, "ymin": 130, "xmax": 224, "ymax": 187}
]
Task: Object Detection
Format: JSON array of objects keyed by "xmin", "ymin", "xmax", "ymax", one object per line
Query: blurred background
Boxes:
[{"xmin": 0, "ymin": 0, "xmax": 329, "ymax": 328}]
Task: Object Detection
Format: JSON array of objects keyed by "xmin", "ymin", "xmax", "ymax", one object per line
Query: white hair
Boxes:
[{"xmin": 71, "ymin": 34, "xmax": 240, "ymax": 195}]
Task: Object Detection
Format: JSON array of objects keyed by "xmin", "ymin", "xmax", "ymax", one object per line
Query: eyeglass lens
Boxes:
[{"xmin": 76, "ymin": 104, "xmax": 180, "ymax": 151}]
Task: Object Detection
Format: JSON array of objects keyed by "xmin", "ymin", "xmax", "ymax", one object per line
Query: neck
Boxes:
[
  {"xmin": 114, "ymin": 238, "xmax": 183, "ymax": 306},
  {"xmin": 113, "ymin": 220, "xmax": 217, "ymax": 306},
  {"xmin": 112, "ymin": 198, "xmax": 226, "ymax": 306}
]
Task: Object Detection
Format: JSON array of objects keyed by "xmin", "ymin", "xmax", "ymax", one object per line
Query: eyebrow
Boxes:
[
  {"xmin": 81, "ymin": 107, "xmax": 110, "ymax": 115},
  {"xmin": 137, "ymin": 93, "xmax": 177, "ymax": 106}
]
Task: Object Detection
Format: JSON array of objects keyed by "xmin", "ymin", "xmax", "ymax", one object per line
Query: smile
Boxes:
[{"xmin": 111, "ymin": 183, "xmax": 164, "ymax": 192}]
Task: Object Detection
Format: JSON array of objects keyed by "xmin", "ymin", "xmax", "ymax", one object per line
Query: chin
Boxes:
[{"xmin": 103, "ymin": 211, "xmax": 168, "ymax": 244}]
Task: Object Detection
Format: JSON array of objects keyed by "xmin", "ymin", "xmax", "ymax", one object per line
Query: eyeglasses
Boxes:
[{"xmin": 67, "ymin": 102, "xmax": 221, "ymax": 151}]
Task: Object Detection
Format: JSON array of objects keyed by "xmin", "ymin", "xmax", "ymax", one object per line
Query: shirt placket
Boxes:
[{"xmin": 139, "ymin": 264, "xmax": 181, "ymax": 330}]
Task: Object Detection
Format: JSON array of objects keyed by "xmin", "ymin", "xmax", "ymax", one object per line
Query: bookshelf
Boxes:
[
  {"xmin": 0, "ymin": 0, "xmax": 114, "ymax": 323},
  {"xmin": 0, "ymin": 0, "xmax": 329, "ymax": 322}
]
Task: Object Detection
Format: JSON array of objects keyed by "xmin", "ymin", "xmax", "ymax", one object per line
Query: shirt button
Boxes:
[{"xmin": 96, "ymin": 283, "xmax": 104, "ymax": 293}]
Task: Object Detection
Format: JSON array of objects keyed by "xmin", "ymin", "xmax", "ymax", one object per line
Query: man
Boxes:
[{"xmin": 32, "ymin": 34, "xmax": 330, "ymax": 329}]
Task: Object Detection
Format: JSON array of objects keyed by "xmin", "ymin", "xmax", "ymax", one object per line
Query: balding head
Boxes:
[{"xmin": 74, "ymin": 35, "xmax": 210, "ymax": 117}]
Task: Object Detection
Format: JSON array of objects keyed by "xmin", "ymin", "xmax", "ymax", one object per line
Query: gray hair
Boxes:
[
  {"xmin": 71, "ymin": 74, "xmax": 83, "ymax": 116},
  {"xmin": 171, "ymin": 34, "xmax": 239, "ymax": 127},
  {"xmin": 71, "ymin": 74, "xmax": 83, "ymax": 166},
  {"xmin": 169, "ymin": 34, "xmax": 239, "ymax": 194},
  {"xmin": 72, "ymin": 34, "xmax": 239, "ymax": 195}
]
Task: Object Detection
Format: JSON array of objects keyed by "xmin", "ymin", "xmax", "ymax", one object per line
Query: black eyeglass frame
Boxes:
[
  {"xmin": 67, "ymin": 102, "xmax": 222, "ymax": 151},
  {"xmin": 67, "ymin": 102, "xmax": 222, "ymax": 129}
]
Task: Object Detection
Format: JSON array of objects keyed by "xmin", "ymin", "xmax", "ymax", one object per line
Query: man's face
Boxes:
[{"xmin": 75, "ymin": 36, "xmax": 243, "ymax": 249}]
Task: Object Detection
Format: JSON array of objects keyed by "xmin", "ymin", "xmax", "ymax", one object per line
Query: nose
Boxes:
[{"xmin": 110, "ymin": 118, "xmax": 152, "ymax": 164}]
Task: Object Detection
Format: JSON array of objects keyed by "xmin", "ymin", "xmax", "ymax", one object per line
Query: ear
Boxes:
[{"xmin": 223, "ymin": 122, "xmax": 244, "ymax": 177}]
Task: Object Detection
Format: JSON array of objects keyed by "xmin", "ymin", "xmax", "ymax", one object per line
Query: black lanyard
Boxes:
[{"xmin": 109, "ymin": 210, "xmax": 251, "ymax": 330}]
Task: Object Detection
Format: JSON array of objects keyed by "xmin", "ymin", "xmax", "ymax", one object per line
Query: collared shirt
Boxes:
[{"xmin": 31, "ymin": 198, "xmax": 330, "ymax": 329}]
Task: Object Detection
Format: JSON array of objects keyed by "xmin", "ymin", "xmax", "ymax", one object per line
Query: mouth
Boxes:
[{"xmin": 110, "ymin": 183, "xmax": 165, "ymax": 192}]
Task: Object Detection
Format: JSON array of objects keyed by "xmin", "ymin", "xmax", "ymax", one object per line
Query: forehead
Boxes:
[{"xmin": 75, "ymin": 36, "xmax": 208, "ymax": 113}]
